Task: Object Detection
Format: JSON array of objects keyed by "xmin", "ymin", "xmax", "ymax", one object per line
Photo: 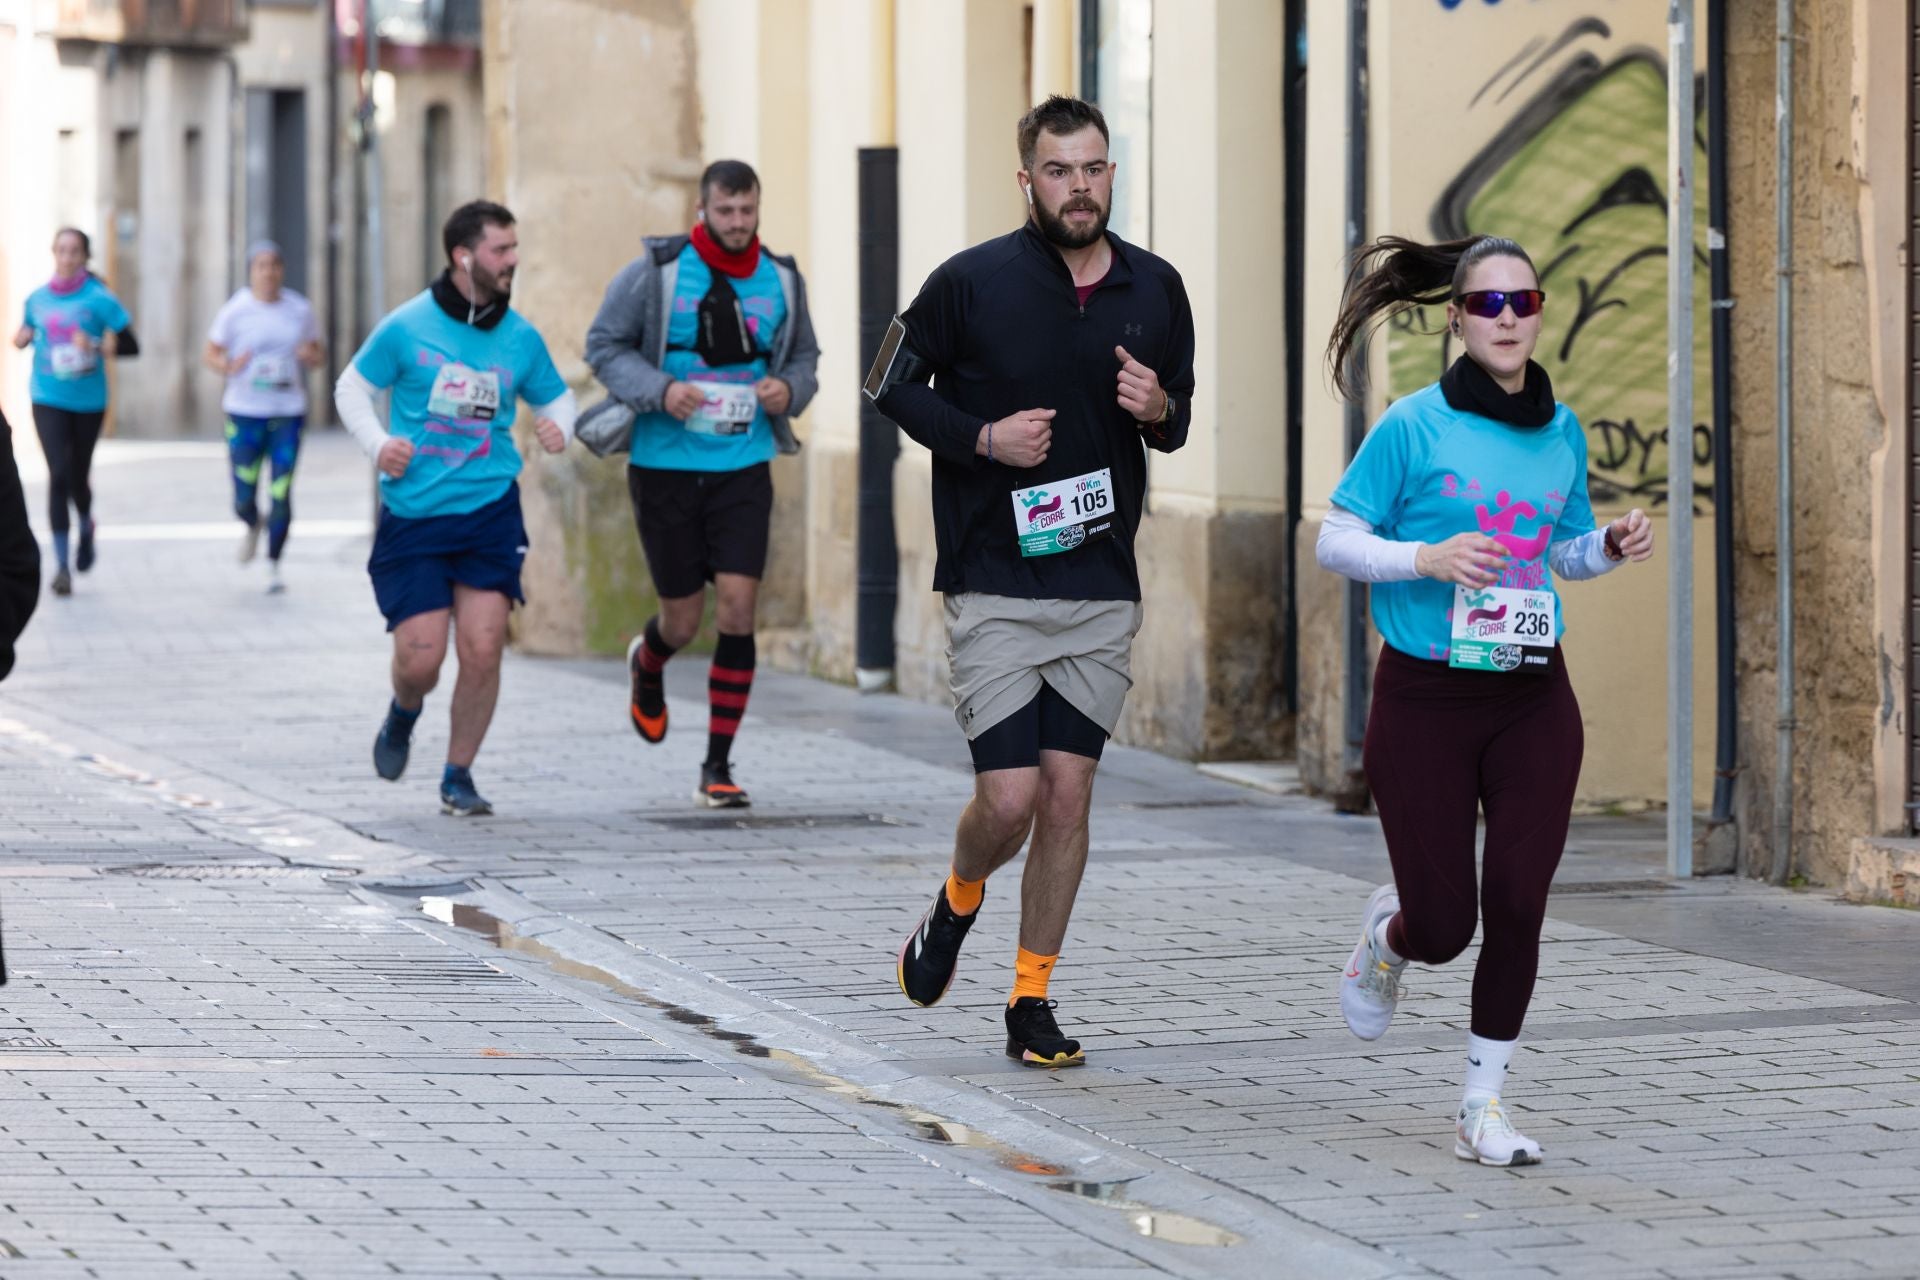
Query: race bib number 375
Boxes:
[
  {"xmin": 1012, "ymin": 467, "xmax": 1115, "ymax": 558},
  {"xmin": 1449, "ymin": 584, "xmax": 1556, "ymax": 674},
  {"xmin": 427, "ymin": 363, "xmax": 501, "ymax": 422}
]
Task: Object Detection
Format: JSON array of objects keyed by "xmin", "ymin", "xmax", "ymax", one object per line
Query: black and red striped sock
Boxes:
[
  {"xmin": 706, "ymin": 631, "xmax": 756, "ymax": 767},
  {"xmin": 635, "ymin": 617, "xmax": 675, "ymax": 717}
]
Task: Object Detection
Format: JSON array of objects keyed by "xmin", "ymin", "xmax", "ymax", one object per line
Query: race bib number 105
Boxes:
[{"xmin": 1012, "ymin": 467, "xmax": 1115, "ymax": 558}]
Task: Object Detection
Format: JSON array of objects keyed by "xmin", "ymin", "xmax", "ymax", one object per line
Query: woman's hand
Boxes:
[
  {"xmin": 1415, "ymin": 533, "xmax": 1509, "ymax": 589},
  {"xmin": 11, "ymin": 326, "xmax": 32, "ymax": 350},
  {"xmin": 1607, "ymin": 508, "xmax": 1654, "ymax": 562}
]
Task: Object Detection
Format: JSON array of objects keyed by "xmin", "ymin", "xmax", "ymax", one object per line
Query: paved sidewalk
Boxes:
[{"xmin": 4, "ymin": 433, "xmax": 1920, "ymax": 1278}]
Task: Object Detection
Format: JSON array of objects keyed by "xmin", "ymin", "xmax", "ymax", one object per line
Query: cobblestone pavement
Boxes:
[{"xmin": 3, "ymin": 432, "xmax": 1918, "ymax": 1279}]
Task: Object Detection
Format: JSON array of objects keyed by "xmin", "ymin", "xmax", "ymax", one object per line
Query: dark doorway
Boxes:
[{"xmin": 245, "ymin": 88, "xmax": 309, "ymax": 294}]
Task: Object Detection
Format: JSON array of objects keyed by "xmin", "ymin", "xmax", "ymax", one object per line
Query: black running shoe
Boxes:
[
  {"xmin": 694, "ymin": 761, "xmax": 749, "ymax": 808},
  {"xmin": 1005, "ymin": 997, "xmax": 1085, "ymax": 1068},
  {"xmin": 372, "ymin": 705, "xmax": 415, "ymax": 781},
  {"xmin": 625, "ymin": 634, "xmax": 668, "ymax": 743},
  {"xmin": 896, "ymin": 886, "xmax": 980, "ymax": 1007},
  {"xmin": 75, "ymin": 520, "xmax": 95, "ymax": 573}
]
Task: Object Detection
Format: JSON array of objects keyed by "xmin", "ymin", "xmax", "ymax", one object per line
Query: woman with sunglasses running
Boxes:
[{"xmin": 1319, "ymin": 234, "xmax": 1654, "ymax": 1167}]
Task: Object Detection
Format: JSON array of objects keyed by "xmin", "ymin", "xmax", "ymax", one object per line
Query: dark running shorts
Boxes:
[
  {"xmin": 965, "ymin": 682, "xmax": 1110, "ymax": 773},
  {"xmin": 367, "ymin": 483, "xmax": 527, "ymax": 630},
  {"xmin": 626, "ymin": 462, "xmax": 773, "ymax": 599}
]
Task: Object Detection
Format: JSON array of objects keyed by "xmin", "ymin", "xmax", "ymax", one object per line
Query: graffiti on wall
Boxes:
[{"xmin": 1386, "ymin": 23, "xmax": 1713, "ymax": 511}]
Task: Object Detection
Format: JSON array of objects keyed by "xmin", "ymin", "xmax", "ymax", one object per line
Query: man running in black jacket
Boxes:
[
  {"xmin": 0, "ymin": 408, "xmax": 41, "ymax": 683},
  {"xmin": 870, "ymin": 96, "xmax": 1195, "ymax": 1067}
]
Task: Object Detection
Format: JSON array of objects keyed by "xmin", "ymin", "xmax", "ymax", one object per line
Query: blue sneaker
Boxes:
[
  {"xmin": 439, "ymin": 767, "xmax": 492, "ymax": 818},
  {"xmin": 373, "ymin": 702, "xmax": 418, "ymax": 781}
]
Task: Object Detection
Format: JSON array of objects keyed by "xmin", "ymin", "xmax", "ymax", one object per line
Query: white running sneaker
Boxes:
[
  {"xmin": 238, "ymin": 521, "xmax": 261, "ymax": 564},
  {"xmin": 266, "ymin": 560, "xmax": 285, "ymax": 595},
  {"xmin": 1455, "ymin": 1097, "xmax": 1543, "ymax": 1166},
  {"xmin": 1338, "ymin": 883, "xmax": 1406, "ymax": 1041}
]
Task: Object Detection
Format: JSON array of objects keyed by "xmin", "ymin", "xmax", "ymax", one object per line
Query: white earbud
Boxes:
[
  {"xmin": 1023, "ymin": 183, "xmax": 1034, "ymax": 207},
  {"xmin": 460, "ymin": 256, "xmax": 471, "ymax": 273}
]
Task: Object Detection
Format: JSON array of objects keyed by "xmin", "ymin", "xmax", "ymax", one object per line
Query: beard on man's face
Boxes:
[
  {"xmin": 715, "ymin": 222, "xmax": 758, "ymax": 252},
  {"xmin": 474, "ymin": 263, "xmax": 513, "ymax": 300},
  {"xmin": 1033, "ymin": 194, "xmax": 1110, "ymax": 250}
]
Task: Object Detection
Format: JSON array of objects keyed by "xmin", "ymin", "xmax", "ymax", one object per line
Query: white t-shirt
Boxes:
[{"xmin": 208, "ymin": 288, "xmax": 319, "ymax": 418}]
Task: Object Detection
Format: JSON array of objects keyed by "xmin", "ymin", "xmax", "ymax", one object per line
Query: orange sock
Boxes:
[
  {"xmin": 944, "ymin": 869, "xmax": 984, "ymax": 916},
  {"xmin": 1009, "ymin": 946, "xmax": 1057, "ymax": 1005}
]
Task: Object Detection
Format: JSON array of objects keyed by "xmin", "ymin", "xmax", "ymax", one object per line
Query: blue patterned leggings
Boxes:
[{"xmin": 225, "ymin": 415, "xmax": 304, "ymax": 560}]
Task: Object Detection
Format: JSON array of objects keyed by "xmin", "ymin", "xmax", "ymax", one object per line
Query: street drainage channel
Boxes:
[{"xmin": 411, "ymin": 893, "xmax": 1240, "ymax": 1248}]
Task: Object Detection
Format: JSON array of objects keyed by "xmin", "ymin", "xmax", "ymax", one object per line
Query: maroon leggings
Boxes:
[{"xmin": 1364, "ymin": 644, "xmax": 1584, "ymax": 1041}]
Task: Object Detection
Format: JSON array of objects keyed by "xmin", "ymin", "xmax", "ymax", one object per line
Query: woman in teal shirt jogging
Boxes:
[
  {"xmin": 11, "ymin": 228, "xmax": 133, "ymax": 597},
  {"xmin": 1319, "ymin": 234, "xmax": 1655, "ymax": 1167}
]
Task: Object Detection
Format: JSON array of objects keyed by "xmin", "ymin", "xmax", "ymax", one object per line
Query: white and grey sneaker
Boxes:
[
  {"xmin": 238, "ymin": 521, "xmax": 261, "ymax": 564},
  {"xmin": 1455, "ymin": 1097, "xmax": 1543, "ymax": 1166},
  {"xmin": 1338, "ymin": 883, "xmax": 1406, "ymax": 1041}
]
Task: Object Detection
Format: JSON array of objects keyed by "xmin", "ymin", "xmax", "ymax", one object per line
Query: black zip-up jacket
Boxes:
[
  {"xmin": 0, "ymin": 408, "xmax": 41, "ymax": 681},
  {"xmin": 876, "ymin": 222, "xmax": 1195, "ymax": 601}
]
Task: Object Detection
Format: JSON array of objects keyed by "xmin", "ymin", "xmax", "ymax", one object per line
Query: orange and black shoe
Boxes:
[
  {"xmin": 625, "ymin": 634, "xmax": 668, "ymax": 743},
  {"xmin": 1005, "ymin": 997, "xmax": 1085, "ymax": 1069},
  {"xmin": 694, "ymin": 761, "xmax": 750, "ymax": 809},
  {"xmin": 897, "ymin": 886, "xmax": 980, "ymax": 1007}
]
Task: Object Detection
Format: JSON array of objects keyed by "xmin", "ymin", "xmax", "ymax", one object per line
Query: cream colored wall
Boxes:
[
  {"xmin": 891, "ymin": 0, "xmax": 1029, "ymax": 702},
  {"xmin": 802, "ymin": 0, "xmax": 893, "ymax": 679},
  {"xmin": 1853, "ymin": 0, "xmax": 1909, "ymax": 838},
  {"xmin": 1148, "ymin": 0, "xmax": 1285, "ymax": 517},
  {"xmin": 484, "ymin": 0, "xmax": 699, "ymax": 657},
  {"xmin": 1302, "ymin": 0, "xmax": 1717, "ymax": 809}
]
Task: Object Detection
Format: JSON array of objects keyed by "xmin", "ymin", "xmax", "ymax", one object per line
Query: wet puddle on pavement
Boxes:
[{"xmin": 417, "ymin": 894, "xmax": 1240, "ymax": 1247}]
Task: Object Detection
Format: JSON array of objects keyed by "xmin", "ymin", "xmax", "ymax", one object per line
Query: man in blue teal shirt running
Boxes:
[
  {"xmin": 584, "ymin": 160, "xmax": 820, "ymax": 809},
  {"xmin": 334, "ymin": 200, "xmax": 576, "ymax": 817}
]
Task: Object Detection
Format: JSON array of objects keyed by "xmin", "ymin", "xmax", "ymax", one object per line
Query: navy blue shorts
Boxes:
[{"xmin": 368, "ymin": 483, "xmax": 527, "ymax": 631}]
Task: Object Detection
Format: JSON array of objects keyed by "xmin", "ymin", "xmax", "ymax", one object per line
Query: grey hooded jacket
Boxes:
[{"xmin": 582, "ymin": 234, "xmax": 820, "ymax": 458}]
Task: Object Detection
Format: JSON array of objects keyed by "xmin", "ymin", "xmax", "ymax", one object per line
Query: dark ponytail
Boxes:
[{"xmin": 1325, "ymin": 234, "xmax": 1536, "ymax": 401}]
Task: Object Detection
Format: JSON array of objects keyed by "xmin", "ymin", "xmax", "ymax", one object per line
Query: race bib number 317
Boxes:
[{"xmin": 1449, "ymin": 584, "xmax": 1556, "ymax": 674}]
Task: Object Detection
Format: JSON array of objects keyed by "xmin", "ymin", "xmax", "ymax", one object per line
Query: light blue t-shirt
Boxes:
[
  {"xmin": 1331, "ymin": 381, "xmax": 1598, "ymax": 663},
  {"xmin": 24, "ymin": 278, "xmax": 131, "ymax": 412},
  {"xmin": 628, "ymin": 245, "xmax": 787, "ymax": 472},
  {"xmin": 351, "ymin": 290, "xmax": 568, "ymax": 519}
]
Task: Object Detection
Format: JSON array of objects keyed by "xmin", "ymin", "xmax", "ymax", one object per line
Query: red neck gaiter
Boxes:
[{"xmin": 691, "ymin": 221, "xmax": 761, "ymax": 278}]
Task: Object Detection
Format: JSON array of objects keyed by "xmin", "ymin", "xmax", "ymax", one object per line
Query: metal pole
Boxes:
[
  {"xmin": 1771, "ymin": 0, "xmax": 1795, "ymax": 885},
  {"xmin": 1666, "ymin": 0, "xmax": 1695, "ymax": 877},
  {"xmin": 1341, "ymin": 0, "xmax": 1370, "ymax": 791}
]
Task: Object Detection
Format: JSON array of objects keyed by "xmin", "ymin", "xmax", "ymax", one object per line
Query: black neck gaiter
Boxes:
[{"xmin": 1439, "ymin": 355, "xmax": 1556, "ymax": 428}]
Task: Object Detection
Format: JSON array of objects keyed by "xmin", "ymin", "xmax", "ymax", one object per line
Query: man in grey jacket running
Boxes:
[{"xmin": 585, "ymin": 159, "xmax": 820, "ymax": 808}]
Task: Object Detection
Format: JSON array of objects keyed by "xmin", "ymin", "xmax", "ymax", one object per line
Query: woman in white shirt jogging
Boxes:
[{"xmin": 204, "ymin": 241, "xmax": 323, "ymax": 592}]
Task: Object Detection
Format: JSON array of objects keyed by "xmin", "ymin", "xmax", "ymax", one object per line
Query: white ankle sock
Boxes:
[
  {"xmin": 1462, "ymin": 1033, "xmax": 1516, "ymax": 1107},
  {"xmin": 1371, "ymin": 917, "xmax": 1403, "ymax": 965}
]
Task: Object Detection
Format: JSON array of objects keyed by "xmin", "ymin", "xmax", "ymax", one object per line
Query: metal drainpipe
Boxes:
[
  {"xmin": 1341, "ymin": 0, "xmax": 1370, "ymax": 795},
  {"xmin": 1707, "ymin": 0, "xmax": 1738, "ymax": 829},
  {"xmin": 1770, "ymin": 0, "xmax": 1795, "ymax": 885},
  {"xmin": 854, "ymin": 148, "xmax": 900, "ymax": 693}
]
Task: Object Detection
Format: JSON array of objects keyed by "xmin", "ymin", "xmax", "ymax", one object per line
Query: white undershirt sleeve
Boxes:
[
  {"xmin": 531, "ymin": 389, "xmax": 578, "ymax": 445},
  {"xmin": 1316, "ymin": 505, "xmax": 1424, "ymax": 583},
  {"xmin": 1548, "ymin": 527, "xmax": 1622, "ymax": 582},
  {"xmin": 333, "ymin": 365, "xmax": 390, "ymax": 462}
]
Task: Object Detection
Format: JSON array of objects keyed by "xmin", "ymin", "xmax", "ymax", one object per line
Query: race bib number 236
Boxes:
[{"xmin": 1449, "ymin": 584, "xmax": 1555, "ymax": 674}]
